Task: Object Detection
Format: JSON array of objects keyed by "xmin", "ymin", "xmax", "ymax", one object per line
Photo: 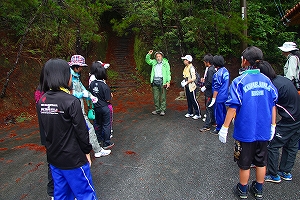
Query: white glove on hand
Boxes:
[
  {"xmin": 90, "ymin": 95, "xmax": 98, "ymax": 103},
  {"xmin": 181, "ymin": 80, "xmax": 187, "ymax": 87},
  {"xmin": 208, "ymin": 98, "xmax": 216, "ymax": 107},
  {"xmin": 200, "ymin": 86, "xmax": 206, "ymax": 92},
  {"xmin": 219, "ymin": 126, "xmax": 228, "ymax": 143},
  {"xmin": 82, "ymin": 90, "xmax": 89, "ymax": 98},
  {"xmin": 270, "ymin": 124, "xmax": 276, "ymax": 141}
]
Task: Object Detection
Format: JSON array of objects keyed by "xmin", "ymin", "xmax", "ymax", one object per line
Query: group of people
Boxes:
[
  {"xmin": 146, "ymin": 42, "xmax": 300, "ymax": 200},
  {"xmin": 35, "ymin": 55, "xmax": 114, "ymax": 199},
  {"xmin": 33, "ymin": 41, "xmax": 300, "ymax": 199}
]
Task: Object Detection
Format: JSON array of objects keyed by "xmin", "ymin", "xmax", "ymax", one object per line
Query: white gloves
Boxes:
[
  {"xmin": 90, "ymin": 95, "xmax": 98, "ymax": 103},
  {"xmin": 201, "ymin": 86, "xmax": 206, "ymax": 92},
  {"xmin": 82, "ymin": 90, "xmax": 89, "ymax": 98},
  {"xmin": 270, "ymin": 124, "xmax": 276, "ymax": 141},
  {"xmin": 219, "ymin": 126, "xmax": 228, "ymax": 143},
  {"xmin": 208, "ymin": 98, "xmax": 216, "ymax": 107},
  {"xmin": 181, "ymin": 80, "xmax": 187, "ymax": 87}
]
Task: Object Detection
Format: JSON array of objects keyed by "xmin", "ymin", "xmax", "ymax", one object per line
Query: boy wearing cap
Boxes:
[
  {"xmin": 181, "ymin": 55, "xmax": 201, "ymax": 119},
  {"xmin": 218, "ymin": 46, "xmax": 278, "ymax": 199},
  {"xmin": 200, "ymin": 54, "xmax": 216, "ymax": 131},
  {"xmin": 208, "ymin": 55, "xmax": 229, "ymax": 134},
  {"xmin": 278, "ymin": 42, "xmax": 300, "ymax": 90},
  {"xmin": 69, "ymin": 55, "xmax": 113, "ymax": 154},
  {"xmin": 145, "ymin": 50, "xmax": 171, "ymax": 116}
]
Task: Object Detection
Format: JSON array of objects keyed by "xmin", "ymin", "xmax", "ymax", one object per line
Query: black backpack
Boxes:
[{"xmin": 190, "ymin": 66, "xmax": 202, "ymax": 88}]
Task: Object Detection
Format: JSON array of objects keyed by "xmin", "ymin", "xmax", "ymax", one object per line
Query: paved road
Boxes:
[{"xmin": 1, "ymin": 92, "xmax": 300, "ymax": 200}]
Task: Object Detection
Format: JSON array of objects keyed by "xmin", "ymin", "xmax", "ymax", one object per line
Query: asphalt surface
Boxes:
[{"xmin": 1, "ymin": 93, "xmax": 300, "ymax": 200}]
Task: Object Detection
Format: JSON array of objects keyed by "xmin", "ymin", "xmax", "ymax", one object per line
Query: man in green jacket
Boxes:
[{"xmin": 145, "ymin": 50, "xmax": 171, "ymax": 116}]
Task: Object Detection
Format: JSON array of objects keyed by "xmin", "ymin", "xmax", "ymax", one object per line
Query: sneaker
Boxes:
[
  {"xmin": 204, "ymin": 114, "xmax": 207, "ymax": 118},
  {"xmin": 233, "ymin": 183, "xmax": 248, "ymax": 199},
  {"xmin": 210, "ymin": 129, "xmax": 219, "ymax": 135},
  {"xmin": 192, "ymin": 115, "xmax": 201, "ymax": 120},
  {"xmin": 278, "ymin": 171, "xmax": 292, "ymax": 181},
  {"xmin": 185, "ymin": 113, "xmax": 194, "ymax": 118},
  {"xmin": 249, "ymin": 181, "xmax": 263, "ymax": 200},
  {"xmin": 265, "ymin": 174, "xmax": 281, "ymax": 183},
  {"xmin": 202, "ymin": 117, "xmax": 206, "ymax": 122},
  {"xmin": 103, "ymin": 143, "xmax": 115, "ymax": 150},
  {"xmin": 160, "ymin": 111, "xmax": 165, "ymax": 116},
  {"xmin": 199, "ymin": 127, "xmax": 210, "ymax": 132},
  {"xmin": 152, "ymin": 110, "xmax": 160, "ymax": 115},
  {"xmin": 94, "ymin": 149, "xmax": 111, "ymax": 157}
]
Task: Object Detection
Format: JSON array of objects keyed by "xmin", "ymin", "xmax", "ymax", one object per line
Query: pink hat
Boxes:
[{"xmin": 68, "ymin": 55, "xmax": 88, "ymax": 67}]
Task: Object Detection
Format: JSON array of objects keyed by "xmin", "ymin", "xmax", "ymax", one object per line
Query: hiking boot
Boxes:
[
  {"xmin": 199, "ymin": 127, "xmax": 210, "ymax": 132},
  {"xmin": 233, "ymin": 183, "xmax": 248, "ymax": 199},
  {"xmin": 265, "ymin": 174, "xmax": 281, "ymax": 183},
  {"xmin": 210, "ymin": 129, "xmax": 219, "ymax": 135},
  {"xmin": 192, "ymin": 115, "xmax": 201, "ymax": 120},
  {"xmin": 103, "ymin": 143, "xmax": 115, "ymax": 150},
  {"xmin": 185, "ymin": 113, "xmax": 194, "ymax": 118},
  {"xmin": 160, "ymin": 111, "xmax": 165, "ymax": 116},
  {"xmin": 278, "ymin": 171, "xmax": 292, "ymax": 181},
  {"xmin": 249, "ymin": 181, "xmax": 263, "ymax": 200},
  {"xmin": 152, "ymin": 110, "xmax": 160, "ymax": 115},
  {"xmin": 94, "ymin": 149, "xmax": 111, "ymax": 157}
]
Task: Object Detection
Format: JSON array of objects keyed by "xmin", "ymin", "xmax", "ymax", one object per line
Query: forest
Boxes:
[{"xmin": 0, "ymin": 0, "xmax": 299, "ymax": 98}]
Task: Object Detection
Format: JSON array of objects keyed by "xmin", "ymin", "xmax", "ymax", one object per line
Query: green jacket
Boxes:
[{"xmin": 145, "ymin": 54, "xmax": 171, "ymax": 85}]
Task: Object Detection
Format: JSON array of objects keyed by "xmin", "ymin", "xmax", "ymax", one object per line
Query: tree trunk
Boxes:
[{"xmin": 0, "ymin": 4, "xmax": 42, "ymax": 98}]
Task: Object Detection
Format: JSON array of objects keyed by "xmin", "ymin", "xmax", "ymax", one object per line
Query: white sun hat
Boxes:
[
  {"xmin": 278, "ymin": 42, "xmax": 299, "ymax": 52},
  {"xmin": 181, "ymin": 55, "xmax": 193, "ymax": 62}
]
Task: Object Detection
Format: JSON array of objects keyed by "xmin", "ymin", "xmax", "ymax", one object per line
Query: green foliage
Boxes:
[
  {"xmin": 107, "ymin": 70, "xmax": 119, "ymax": 84},
  {"xmin": 1, "ymin": 0, "xmax": 112, "ymax": 57},
  {"xmin": 0, "ymin": 0, "xmax": 299, "ymax": 73},
  {"xmin": 134, "ymin": 35, "xmax": 151, "ymax": 77}
]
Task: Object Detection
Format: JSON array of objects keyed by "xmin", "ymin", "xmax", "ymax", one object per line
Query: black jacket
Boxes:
[
  {"xmin": 272, "ymin": 75, "xmax": 300, "ymax": 124},
  {"xmin": 204, "ymin": 65, "xmax": 216, "ymax": 97},
  {"xmin": 37, "ymin": 90, "xmax": 92, "ymax": 169}
]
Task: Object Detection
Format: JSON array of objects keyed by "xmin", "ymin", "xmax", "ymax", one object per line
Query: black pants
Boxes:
[
  {"xmin": 267, "ymin": 120, "xmax": 300, "ymax": 175},
  {"xmin": 204, "ymin": 96, "xmax": 215, "ymax": 128},
  {"xmin": 185, "ymin": 86, "xmax": 200, "ymax": 116},
  {"xmin": 47, "ymin": 163, "xmax": 54, "ymax": 197}
]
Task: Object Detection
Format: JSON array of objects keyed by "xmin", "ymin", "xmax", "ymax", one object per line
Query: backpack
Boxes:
[{"xmin": 190, "ymin": 66, "xmax": 202, "ymax": 88}]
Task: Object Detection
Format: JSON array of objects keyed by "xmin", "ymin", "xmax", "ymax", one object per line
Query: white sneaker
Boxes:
[
  {"xmin": 95, "ymin": 149, "xmax": 111, "ymax": 157},
  {"xmin": 192, "ymin": 115, "xmax": 201, "ymax": 120},
  {"xmin": 185, "ymin": 113, "xmax": 194, "ymax": 118},
  {"xmin": 204, "ymin": 114, "xmax": 207, "ymax": 118}
]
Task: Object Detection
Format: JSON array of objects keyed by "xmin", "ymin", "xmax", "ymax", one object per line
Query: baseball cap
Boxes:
[
  {"xmin": 278, "ymin": 42, "xmax": 299, "ymax": 52},
  {"xmin": 68, "ymin": 55, "xmax": 88, "ymax": 67},
  {"xmin": 97, "ymin": 61, "xmax": 110, "ymax": 69},
  {"xmin": 154, "ymin": 51, "xmax": 164, "ymax": 57},
  {"xmin": 181, "ymin": 55, "xmax": 193, "ymax": 62}
]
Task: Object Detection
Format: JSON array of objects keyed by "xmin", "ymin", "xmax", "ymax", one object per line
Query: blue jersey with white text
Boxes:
[
  {"xmin": 212, "ymin": 67, "xmax": 229, "ymax": 102},
  {"xmin": 226, "ymin": 69, "xmax": 278, "ymax": 142}
]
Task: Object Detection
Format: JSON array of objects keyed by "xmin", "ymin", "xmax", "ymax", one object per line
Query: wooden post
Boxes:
[{"xmin": 241, "ymin": 0, "xmax": 247, "ymax": 51}]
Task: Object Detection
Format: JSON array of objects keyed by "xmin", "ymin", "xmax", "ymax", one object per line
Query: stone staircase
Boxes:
[{"xmin": 108, "ymin": 35, "xmax": 138, "ymax": 90}]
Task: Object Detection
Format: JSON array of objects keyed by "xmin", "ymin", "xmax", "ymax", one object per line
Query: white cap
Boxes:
[
  {"xmin": 278, "ymin": 42, "xmax": 298, "ymax": 52},
  {"xmin": 103, "ymin": 63, "xmax": 110, "ymax": 69},
  {"xmin": 181, "ymin": 55, "xmax": 193, "ymax": 62}
]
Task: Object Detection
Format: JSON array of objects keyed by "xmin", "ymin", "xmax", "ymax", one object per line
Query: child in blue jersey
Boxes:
[
  {"xmin": 218, "ymin": 46, "xmax": 278, "ymax": 200},
  {"xmin": 208, "ymin": 55, "xmax": 229, "ymax": 134}
]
